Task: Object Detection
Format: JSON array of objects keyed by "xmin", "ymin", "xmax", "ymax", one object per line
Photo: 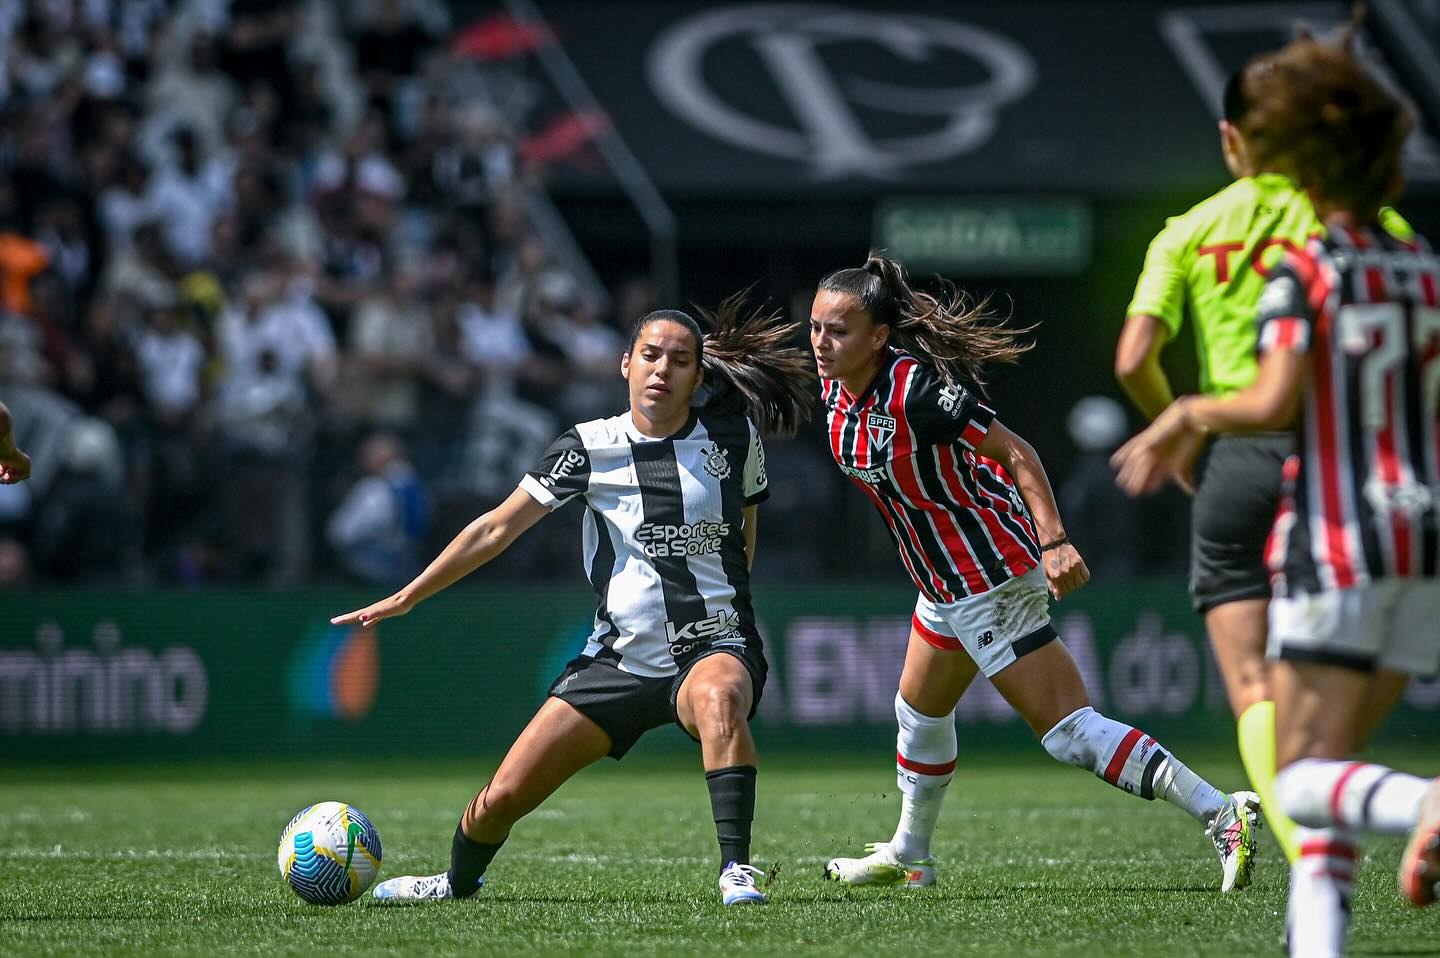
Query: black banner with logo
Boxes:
[{"xmin": 528, "ymin": 0, "xmax": 1438, "ymax": 196}]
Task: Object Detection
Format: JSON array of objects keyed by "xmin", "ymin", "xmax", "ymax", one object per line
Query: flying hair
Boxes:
[
  {"xmin": 627, "ymin": 299, "xmax": 814, "ymax": 437},
  {"xmin": 818, "ymin": 252, "xmax": 1033, "ymax": 394},
  {"xmin": 696, "ymin": 293, "xmax": 815, "ymax": 437}
]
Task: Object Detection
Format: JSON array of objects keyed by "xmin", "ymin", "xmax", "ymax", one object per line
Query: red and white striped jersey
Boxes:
[
  {"xmin": 1258, "ymin": 225, "xmax": 1440, "ymax": 595},
  {"xmin": 821, "ymin": 349, "xmax": 1040, "ymax": 602}
]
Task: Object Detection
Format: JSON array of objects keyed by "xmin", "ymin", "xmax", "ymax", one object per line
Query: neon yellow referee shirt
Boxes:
[{"xmin": 1126, "ymin": 172, "xmax": 1412, "ymax": 395}]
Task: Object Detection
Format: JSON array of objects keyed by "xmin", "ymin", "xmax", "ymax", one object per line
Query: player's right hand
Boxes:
[
  {"xmin": 0, "ymin": 448, "xmax": 31, "ymax": 484},
  {"xmin": 1043, "ymin": 542, "xmax": 1089, "ymax": 600},
  {"xmin": 331, "ymin": 594, "xmax": 411, "ymax": 628}
]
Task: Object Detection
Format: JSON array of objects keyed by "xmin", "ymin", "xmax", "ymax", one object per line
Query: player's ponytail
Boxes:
[
  {"xmin": 695, "ymin": 293, "xmax": 815, "ymax": 437},
  {"xmin": 820, "ymin": 251, "xmax": 1034, "ymax": 393}
]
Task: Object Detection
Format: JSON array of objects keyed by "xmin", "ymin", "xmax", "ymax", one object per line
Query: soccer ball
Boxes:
[{"xmin": 277, "ymin": 801, "xmax": 383, "ymax": 905}]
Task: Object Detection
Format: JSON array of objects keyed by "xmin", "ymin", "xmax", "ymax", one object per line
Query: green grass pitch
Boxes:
[{"xmin": 1, "ymin": 748, "xmax": 1433, "ymax": 956}]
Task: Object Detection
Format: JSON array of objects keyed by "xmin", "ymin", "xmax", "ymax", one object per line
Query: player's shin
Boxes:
[
  {"xmin": 1287, "ymin": 827, "xmax": 1357, "ymax": 958},
  {"xmin": 1041, "ymin": 706, "xmax": 1225, "ymax": 822},
  {"xmin": 706, "ymin": 765, "xmax": 757, "ymax": 870},
  {"xmin": 447, "ymin": 824, "xmax": 504, "ymax": 898},
  {"xmin": 893, "ymin": 691, "xmax": 956, "ymax": 862},
  {"xmin": 1277, "ymin": 758, "xmax": 1429, "ymax": 833}
]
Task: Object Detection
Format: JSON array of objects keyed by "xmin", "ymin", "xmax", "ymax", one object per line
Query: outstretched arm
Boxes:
[
  {"xmin": 1112, "ymin": 348, "xmax": 1306, "ymax": 496},
  {"xmin": 0, "ymin": 401, "xmax": 31, "ymax": 484},
  {"xmin": 975, "ymin": 420, "xmax": 1089, "ymax": 600},
  {"xmin": 331, "ymin": 487, "xmax": 551, "ymax": 627}
]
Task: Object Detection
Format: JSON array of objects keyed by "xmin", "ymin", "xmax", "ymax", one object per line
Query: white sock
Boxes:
[
  {"xmin": 891, "ymin": 691, "xmax": 955, "ymax": 862},
  {"xmin": 1287, "ymin": 826, "xmax": 1356, "ymax": 958},
  {"xmin": 1151, "ymin": 753, "xmax": 1228, "ymax": 824},
  {"xmin": 1278, "ymin": 758, "xmax": 1430, "ymax": 834},
  {"xmin": 1040, "ymin": 707, "xmax": 1224, "ymax": 823},
  {"xmin": 892, "ymin": 793, "xmax": 943, "ymax": 863}
]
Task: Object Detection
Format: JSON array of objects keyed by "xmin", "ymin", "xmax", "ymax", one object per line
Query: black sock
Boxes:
[
  {"xmin": 705, "ymin": 765, "xmax": 757, "ymax": 872},
  {"xmin": 446, "ymin": 824, "xmax": 504, "ymax": 897}
]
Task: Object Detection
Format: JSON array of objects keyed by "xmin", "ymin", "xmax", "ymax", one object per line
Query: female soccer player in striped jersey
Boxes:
[
  {"xmin": 812, "ymin": 253, "xmax": 1258, "ymax": 892},
  {"xmin": 1114, "ymin": 31, "xmax": 1411, "ymax": 866},
  {"xmin": 1114, "ymin": 34, "xmax": 1440, "ymax": 956},
  {"xmin": 332, "ymin": 299, "xmax": 813, "ymax": 907}
]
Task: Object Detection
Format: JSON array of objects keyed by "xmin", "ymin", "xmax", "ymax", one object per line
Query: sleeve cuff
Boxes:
[
  {"xmin": 520, "ymin": 474, "xmax": 563, "ymax": 509},
  {"xmin": 1258, "ymin": 317, "xmax": 1311, "ymax": 355},
  {"xmin": 744, "ymin": 487, "xmax": 770, "ymax": 507},
  {"xmin": 958, "ymin": 404, "xmax": 994, "ymax": 450}
]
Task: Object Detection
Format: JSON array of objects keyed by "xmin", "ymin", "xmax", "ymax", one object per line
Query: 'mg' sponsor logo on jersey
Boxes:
[
  {"xmin": 636, "ymin": 520, "xmax": 731, "ymax": 557},
  {"xmin": 666, "ymin": 609, "xmax": 743, "ymax": 655},
  {"xmin": 540, "ymin": 449, "xmax": 585, "ymax": 488}
]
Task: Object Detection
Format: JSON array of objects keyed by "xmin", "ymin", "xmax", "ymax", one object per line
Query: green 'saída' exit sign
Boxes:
[{"xmin": 875, "ymin": 198, "xmax": 1092, "ymax": 275}]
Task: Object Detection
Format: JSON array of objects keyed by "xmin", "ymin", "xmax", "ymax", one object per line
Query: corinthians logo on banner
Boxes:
[{"xmin": 647, "ymin": 4, "xmax": 1035, "ymax": 180}]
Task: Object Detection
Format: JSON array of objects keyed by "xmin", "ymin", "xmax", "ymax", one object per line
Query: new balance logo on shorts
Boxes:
[{"xmin": 976, "ymin": 630, "xmax": 995, "ymax": 649}]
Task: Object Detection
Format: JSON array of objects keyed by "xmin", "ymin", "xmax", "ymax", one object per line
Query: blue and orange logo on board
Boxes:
[{"xmin": 287, "ymin": 623, "xmax": 379, "ymax": 720}]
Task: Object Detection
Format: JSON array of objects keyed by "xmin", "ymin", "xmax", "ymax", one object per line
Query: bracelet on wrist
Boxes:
[{"xmin": 1039, "ymin": 537, "xmax": 1070, "ymax": 552}]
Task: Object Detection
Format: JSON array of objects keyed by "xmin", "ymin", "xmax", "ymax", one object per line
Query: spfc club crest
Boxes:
[
  {"xmin": 867, "ymin": 412, "xmax": 896, "ymax": 449},
  {"xmin": 702, "ymin": 443, "xmax": 732, "ymax": 479}
]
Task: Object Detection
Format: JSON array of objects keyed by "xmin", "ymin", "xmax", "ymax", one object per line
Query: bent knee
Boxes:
[{"xmin": 690, "ymin": 680, "xmax": 749, "ymax": 734}]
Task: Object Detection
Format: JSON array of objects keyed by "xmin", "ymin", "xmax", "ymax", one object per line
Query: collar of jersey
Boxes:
[
  {"xmin": 1251, "ymin": 171, "xmax": 1300, "ymax": 192},
  {"xmin": 622, "ymin": 410, "xmax": 698, "ymax": 443}
]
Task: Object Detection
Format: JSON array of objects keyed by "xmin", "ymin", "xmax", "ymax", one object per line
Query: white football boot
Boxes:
[
  {"xmin": 372, "ymin": 872, "xmax": 481, "ymax": 901},
  {"xmin": 825, "ymin": 841, "xmax": 937, "ymax": 888},
  {"xmin": 719, "ymin": 862, "xmax": 767, "ymax": 905},
  {"xmin": 1206, "ymin": 791, "xmax": 1260, "ymax": 893}
]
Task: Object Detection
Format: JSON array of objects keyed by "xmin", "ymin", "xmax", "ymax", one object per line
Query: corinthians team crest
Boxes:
[
  {"xmin": 701, "ymin": 443, "xmax": 732, "ymax": 479},
  {"xmin": 867, "ymin": 412, "xmax": 896, "ymax": 449}
]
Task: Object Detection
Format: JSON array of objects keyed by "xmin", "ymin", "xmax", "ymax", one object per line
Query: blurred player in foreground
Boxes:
[
  {"xmin": 0, "ymin": 400, "xmax": 31, "ymax": 483},
  {"xmin": 1116, "ymin": 36, "xmax": 1413, "ymax": 865},
  {"xmin": 1113, "ymin": 34, "xmax": 1440, "ymax": 956},
  {"xmin": 333, "ymin": 300, "xmax": 812, "ymax": 906},
  {"xmin": 812, "ymin": 253, "xmax": 1258, "ymax": 892}
]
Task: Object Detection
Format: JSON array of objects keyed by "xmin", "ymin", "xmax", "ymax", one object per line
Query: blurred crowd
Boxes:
[{"xmin": 0, "ymin": 0, "xmax": 648, "ymax": 587}]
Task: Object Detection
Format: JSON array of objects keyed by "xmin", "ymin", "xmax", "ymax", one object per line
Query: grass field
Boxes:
[{"xmin": 1, "ymin": 748, "xmax": 1434, "ymax": 956}]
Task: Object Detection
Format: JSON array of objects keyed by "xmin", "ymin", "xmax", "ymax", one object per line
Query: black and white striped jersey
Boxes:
[{"xmin": 520, "ymin": 407, "xmax": 768, "ymax": 677}]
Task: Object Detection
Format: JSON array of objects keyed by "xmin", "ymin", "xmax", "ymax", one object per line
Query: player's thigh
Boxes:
[
  {"xmin": 899, "ymin": 628, "xmax": 981, "ymax": 717},
  {"xmin": 1354, "ymin": 668, "xmax": 1410, "ymax": 749},
  {"xmin": 674, "ymin": 651, "xmax": 755, "ymax": 735},
  {"xmin": 988, "ymin": 639, "xmax": 1090, "ymax": 737},
  {"xmin": 481, "ymin": 697, "xmax": 612, "ymax": 814},
  {"xmin": 1267, "ymin": 584, "xmax": 1416, "ymax": 765},
  {"xmin": 1353, "ymin": 582, "xmax": 1440, "ymax": 747},
  {"xmin": 1204, "ymin": 598, "xmax": 1271, "ymax": 715},
  {"xmin": 1271, "ymin": 660, "xmax": 1370, "ymax": 766}
]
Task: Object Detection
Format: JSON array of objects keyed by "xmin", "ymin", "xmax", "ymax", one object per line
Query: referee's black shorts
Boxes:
[
  {"xmin": 546, "ymin": 645, "xmax": 767, "ymax": 759},
  {"xmin": 1189, "ymin": 433, "xmax": 1294, "ymax": 613}
]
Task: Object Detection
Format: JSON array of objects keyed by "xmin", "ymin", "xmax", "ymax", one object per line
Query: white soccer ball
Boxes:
[{"xmin": 277, "ymin": 801, "xmax": 383, "ymax": 905}]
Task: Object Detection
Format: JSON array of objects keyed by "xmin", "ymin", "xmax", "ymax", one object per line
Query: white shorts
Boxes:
[
  {"xmin": 911, "ymin": 566, "xmax": 1056, "ymax": 678},
  {"xmin": 1268, "ymin": 579, "xmax": 1440, "ymax": 676}
]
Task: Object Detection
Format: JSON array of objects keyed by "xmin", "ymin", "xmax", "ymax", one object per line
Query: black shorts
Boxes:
[
  {"xmin": 1190, "ymin": 433, "xmax": 1294, "ymax": 613},
  {"xmin": 546, "ymin": 646, "xmax": 767, "ymax": 759}
]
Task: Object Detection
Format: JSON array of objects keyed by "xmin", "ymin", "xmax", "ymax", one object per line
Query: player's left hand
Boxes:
[
  {"xmin": 1044, "ymin": 542, "xmax": 1089, "ymax": 600},
  {"xmin": 0, "ymin": 447, "xmax": 31, "ymax": 484},
  {"xmin": 331, "ymin": 594, "xmax": 411, "ymax": 628},
  {"xmin": 1111, "ymin": 401, "xmax": 1206, "ymax": 496}
]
